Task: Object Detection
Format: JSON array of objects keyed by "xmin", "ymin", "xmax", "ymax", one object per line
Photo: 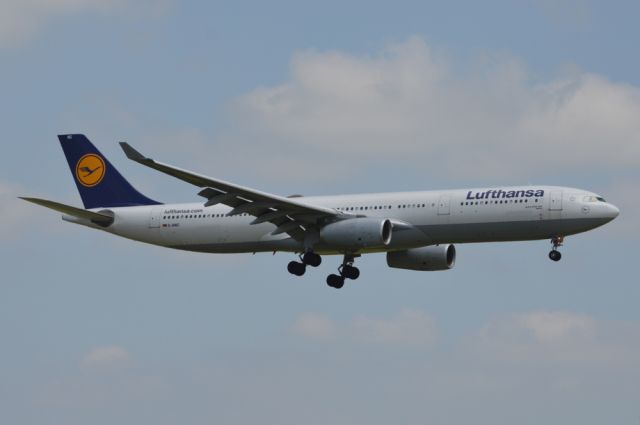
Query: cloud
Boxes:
[
  {"xmin": 174, "ymin": 310, "xmax": 640, "ymax": 424},
  {"xmin": 350, "ymin": 309, "xmax": 437, "ymax": 346},
  {"xmin": 32, "ymin": 345, "xmax": 175, "ymax": 413},
  {"xmin": 82, "ymin": 345, "xmax": 130, "ymax": 369},
  {"xmin": 292, "ymin": 312, "xmax": 337, "ymax": 339},
  {"xmin": 291, "ymin": 309, "xmax": 640, "ymax": 369},
  {"xmin": 22, "ymin": 311, "xmax": 640, "ymax": 425},
  {"xmin": 517, "ymin": 311, "xmax": 595, "ymax": 342},
  {"xmin": 471, "ymin": 311, "xmax": 640, "ymax": 370},
  {"xmin": 225, "ymin": 36, "xmax": 640, "ymax": 181},
  {"xmin": 69, "ymin": 36, "xmax": 639, "ymax": 190},
  {"xmin": 0, "ymin": 0, "xmax": 169, "ymax": 48},
  {"xmin": 292, "ymin": 309, "xmax": 437, "ymax": 348}
]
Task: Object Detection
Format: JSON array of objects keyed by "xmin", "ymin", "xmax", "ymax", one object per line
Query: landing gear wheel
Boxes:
[
  {"xmin": 549, "ymin": 250, "xmax": 562, "ymax": 262},
  {"xmin": 326, "ymin": 274, "xmax": 345, "ymax": 288},
  {"xmin": 287, "ymin": 261, "xmax": 306, "ymax": 276},
  {"xmin": 302, "ymin": 252, "xmax": 322, "ymax": 267},
  {"xmin": 341, "ymin": 265, "xmax": 360, "ymax": 280}
]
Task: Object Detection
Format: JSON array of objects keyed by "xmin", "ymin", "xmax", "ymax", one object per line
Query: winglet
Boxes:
[{"xmin": 119, "ymin": 142, "xmax": 148, "ymax": 162}]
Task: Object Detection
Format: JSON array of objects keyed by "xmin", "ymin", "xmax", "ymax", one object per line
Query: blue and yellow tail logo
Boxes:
[{"xmin": 75, "ymin": 154, "xmax": 106, "ymax": 187}]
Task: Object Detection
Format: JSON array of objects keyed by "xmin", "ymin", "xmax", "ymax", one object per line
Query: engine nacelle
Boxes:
[
  {"xmin": 320, "ymin": 218, "xmax": 392, "ymax": 249},
  {"xmin": 386, "ymin": 244, "xmax": 456, "ymax": 271}
]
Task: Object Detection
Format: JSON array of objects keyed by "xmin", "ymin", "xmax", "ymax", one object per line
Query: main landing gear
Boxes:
[
  {"xmin": 549, "ymin": 236, "xmax": 564, "ymax": 262},
  {"xmin": 287, "ymin": 252, "xmax": 360, "ymax": 289},
  {"xmin": 326, "ymin": 254, "xmax": 360, "ymax": 289},
  {"xmin": 287, "ymin": 252, "xmax": 322, "ymax": 276}
]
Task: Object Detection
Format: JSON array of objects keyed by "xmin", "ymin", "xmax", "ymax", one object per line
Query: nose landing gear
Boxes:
[
  {"xmin": 549, "ymin": 236, "xmax": 564, "ymax": 262},
  {"xmin": 326, "ymin": 254, "xmax": 360, "ymax": 289}
]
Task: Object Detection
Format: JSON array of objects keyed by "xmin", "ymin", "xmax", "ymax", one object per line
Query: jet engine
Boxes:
[
  {"xmin": 320, "ymin": 218, "xmax": 392, "ymax": 249},
  {"xmin": 386, "ymin": 244, "xmax": 456, "ymax": 271}
]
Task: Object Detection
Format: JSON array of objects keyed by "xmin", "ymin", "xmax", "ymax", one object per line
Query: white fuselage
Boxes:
[{"xmin": 65, "ymin": 186, "xmax": 619, "ymax": 255}]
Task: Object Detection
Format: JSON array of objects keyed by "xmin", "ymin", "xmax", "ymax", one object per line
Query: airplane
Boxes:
[{"xmin": 21, "ymin": 134, "xmax": 620, "ymax": 289}]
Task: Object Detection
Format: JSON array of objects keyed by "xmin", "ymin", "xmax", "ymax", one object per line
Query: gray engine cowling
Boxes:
[
  {"xmin": 386, "ymin": 244, "xmax": 456, "ymax": 271},
  {"xmin": 320, "ymin": 218, "xmax": 392, "ymax": 249}
]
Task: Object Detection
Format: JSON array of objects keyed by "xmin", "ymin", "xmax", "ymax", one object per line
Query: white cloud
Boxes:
[
  {"xmin": 0, "ymin": 0, "xmax": 169, "ymax": 47},
  {"xmin": 26, "ymin": 311, "xmax": 640, "ymax": 425},
  {"xmin": 69, "ymin": 37, "xmax": 639, "ymax": 189},
  {"xmin": 351, "ymin": 309, "xmax": 437, "ymax": 347},
  {"xmin": 226, "ymin": 36, "xmax": 640, "ymax": 180},
  {"xmin": 292, "ymin": 309, "xmax": 640, "ymax": 368},
  {"xmin": 472, "ymin": 311, "xmax": 640, "ymax": 369},
  {"xmin": 518, "ymin": 311, "xmax": 596, "ymax": 342},
  {"xmin": 292, "ymin": 312, "xmax": 337, "ymax": 339},
  {"xmin": 35, "ymin": 346, "xmax": 173, "ymax": 411},
  {"xmin": 292, "ymin": 309, "xmax": 437, "ymax": 348},
  {"xmin": 191, "ymin": 310, "xmax": 640, "ymax": 425},
  {"xmin": 82, "ymin": 345, "xmax": 129, "ymax": 369}
]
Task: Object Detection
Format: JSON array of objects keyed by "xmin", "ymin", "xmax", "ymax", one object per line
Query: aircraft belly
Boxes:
[
  {"xmin": 420, "ymin": 217, "xmax": 608, "ymax": 244},
  {"xmin": 168, "ymin": 221, "xmax": 298, "ymax": 253},
  {"xmin": 173, "ymin": 239, "xmax": 302, "ymax": 254}
]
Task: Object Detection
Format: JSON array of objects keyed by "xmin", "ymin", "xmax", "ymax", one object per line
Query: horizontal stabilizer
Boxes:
[{"xmin": 19, "ymin": 197, "xmax": 114, "ymax": 226}]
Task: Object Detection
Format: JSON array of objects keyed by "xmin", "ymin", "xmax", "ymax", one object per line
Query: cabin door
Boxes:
[{"xmin": 549, "ymin": 190, "xmax": 563, "ymax": 211}]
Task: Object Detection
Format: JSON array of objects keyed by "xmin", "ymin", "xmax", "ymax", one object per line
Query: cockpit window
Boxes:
[{"xmin": 583, "ymin": 195, "xmax": 607, "ymax": 203}]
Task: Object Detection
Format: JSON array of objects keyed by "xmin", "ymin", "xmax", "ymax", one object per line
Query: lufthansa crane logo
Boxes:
[{"xmin": 75, "ymin": 154, "xmax": 106, "ymax": 187}]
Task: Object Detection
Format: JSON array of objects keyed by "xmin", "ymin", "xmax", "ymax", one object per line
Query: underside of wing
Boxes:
[{"xmin": 119, "ymin": 143, "xmax": 341, "ymax": 240}]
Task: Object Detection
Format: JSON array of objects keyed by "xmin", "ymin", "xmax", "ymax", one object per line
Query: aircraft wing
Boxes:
[
  {"xmin": 20, "ymin": 197, "xmax": 114, "ymax": 226},
  {"xmin": 119, "ymin": 142, "xmax": 340, "ymax": 240}
]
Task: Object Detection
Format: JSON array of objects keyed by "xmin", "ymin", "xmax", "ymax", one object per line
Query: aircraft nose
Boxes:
[{"xmin": 606, "ymin": 203, "xmax": 620, "ymax": 220}]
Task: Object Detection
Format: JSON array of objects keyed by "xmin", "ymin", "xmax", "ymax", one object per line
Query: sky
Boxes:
[{"xmin": 1, "ymin": 1, "xmax": 639, "ymax": 424}]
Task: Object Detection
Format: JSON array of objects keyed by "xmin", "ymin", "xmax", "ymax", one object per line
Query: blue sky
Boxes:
[{"xmin": 1, "ymin": 1, "xmax": 639, "ymax": 424}]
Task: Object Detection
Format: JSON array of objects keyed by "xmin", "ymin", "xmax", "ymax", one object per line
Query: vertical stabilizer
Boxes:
[{"xmin": 58, "ymin": 134, "xmax": 161, "ymax": 209}]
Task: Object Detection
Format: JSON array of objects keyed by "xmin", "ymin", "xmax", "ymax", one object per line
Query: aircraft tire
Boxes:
[
  {"xmin": 342, "ymin": 265, "xmax": 360, "ymax": 280},
  {"xmin": 288, "ymin": 261, "xmax": 306, "ymax": 276},
  {"xmin": 326, "ymin": 274, "xmax": 344, "ymax": 288},
  {"xmin": 548, "ymin": 250, "xmax": 562, "ymax": 262},
  {"xmin": 302, "ymin": 252, "xmax": 322, "ymax": 267}
]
